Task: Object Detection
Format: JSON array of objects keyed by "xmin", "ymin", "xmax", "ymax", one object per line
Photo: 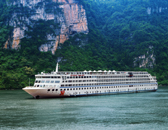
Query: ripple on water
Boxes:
[{"xmin": 0, "ymin": 87, "xmax": 168, "ymax": 130}]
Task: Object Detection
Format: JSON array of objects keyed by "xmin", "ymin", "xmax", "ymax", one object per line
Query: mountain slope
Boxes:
[{"xmin": 1, "ymin": 0, "xmax": 168, "ymax": 89}]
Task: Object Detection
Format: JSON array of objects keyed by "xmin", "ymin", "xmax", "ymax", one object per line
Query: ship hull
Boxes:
[{"xmin": 23, "ymin": 86, "xmax": 157, "ymax": 99}]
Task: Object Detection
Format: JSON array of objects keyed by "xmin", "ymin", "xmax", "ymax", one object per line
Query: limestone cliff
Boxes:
[
  {"xmin": 4, "ymin": 0, "xmax": 89, "ymax": 54},
  {"xmin": 147, "ymin": 7, "xmax": 168, "ymax": 15},
  {"xmin": 134, "ymin": 46, "xmax": 155, "ymax": 68}
]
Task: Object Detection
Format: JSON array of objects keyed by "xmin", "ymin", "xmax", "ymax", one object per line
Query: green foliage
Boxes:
[
  {"xmin": 78, "ymin": 0, "xmax": 168, "ymax": 85},
  {"xmin": 1, "ymin": 0, "xmax": 168, "ymax": 89}
]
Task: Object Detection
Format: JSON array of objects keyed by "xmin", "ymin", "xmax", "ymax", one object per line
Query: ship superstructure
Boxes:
[{"xmin": 23, "ymin": 64, "xmax": 158, "ymax": 98}]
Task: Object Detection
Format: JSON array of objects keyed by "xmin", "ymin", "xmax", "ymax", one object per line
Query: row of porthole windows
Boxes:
[
  {"xmin": 60, "ymin": 72, "xmax": 148, "ymax": 75},
  {"xmin": 48, "ymin": 89, "xmax": 58, "ymax": 91},
  {"xmin": 35, "ymin": 85, "xmax": 59, "ymax": 87},
  {"xmin": 36, "ymin": 84, "xmax": 152, "ymax": 88},
  {"xmin": 47, "ymin": 86, "xmax": 155, "ymax": 92},
  {"xmin": 35, "ymin": 80, "xmax": 60, "ymax": 83},
  {"xmin": 64, "ymin": 75, "xmax": 149, "ymax": 79},
  {"xmin": 63, "ymin": 78, "xmax": 150, "ymax": 83},
  {"xmin": 47, "ymin": 88, "xmax": 152, "ymax": 93},
  {"xmin": 60, "ymin": 82, "xmax": 148, "ymax": 86},
  {"xmin": 36, "ymin": 76, "xmax": 61, "ymax": 78},
  {"xmin": 60, "ymin": 86, "xmax": 129, "ymax": 91}
]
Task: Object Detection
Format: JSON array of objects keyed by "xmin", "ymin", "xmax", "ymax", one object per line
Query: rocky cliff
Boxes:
[
  {"xmin": 134, "ymin": 46, "xmax": 155, "ymax": 68},
  {"xmin": 4, "ymin": 0, "xmax": 89, "ymax": 54},
  {"xmin": 147, "ymin": 6, "xmax": 168, "ymax": 14}
]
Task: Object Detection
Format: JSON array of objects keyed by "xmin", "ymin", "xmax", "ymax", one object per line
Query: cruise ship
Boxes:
[{"xmin": 23, "ymin": 63, "xmax": 158, "ymax": 98}]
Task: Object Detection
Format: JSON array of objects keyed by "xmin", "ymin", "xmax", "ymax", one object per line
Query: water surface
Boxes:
[{"xmin": 0, "ymin": 87, "xmax": 168, "ymax": 130}]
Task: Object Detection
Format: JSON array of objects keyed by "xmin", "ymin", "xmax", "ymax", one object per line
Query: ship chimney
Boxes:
[{"xmin": 56, "ymin": 63, "xmax": 58, "ymax": 72}]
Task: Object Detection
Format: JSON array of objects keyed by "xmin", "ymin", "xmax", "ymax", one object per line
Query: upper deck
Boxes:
[{"xmin": 36, "ymin": 70, "xmax": 149, "ymax": 77}]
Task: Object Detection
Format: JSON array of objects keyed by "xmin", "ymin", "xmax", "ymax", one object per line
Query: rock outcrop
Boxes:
[
  {"xmin": 147, "ymin": 7, "xmax": 168, "ymax": 15},
  {"xmin": 134, "ymin": 46, "xmax": 155, "ymax": 68},
  {"xmin": 4, "ymin": 0, "xmax": 89, "ymax": 54}
]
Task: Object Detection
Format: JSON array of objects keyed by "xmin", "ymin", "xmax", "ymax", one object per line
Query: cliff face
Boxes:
[
  {"xmin": 147, "ymin": 7, "xmax": 168, "ymax": 15},
  {"xmin": 134, "ymin": 46, "xmax": 155, "ymax": 68},
  {"xmin": 4, "ymin": 0, "xmax": 89, "ymax": 54}
]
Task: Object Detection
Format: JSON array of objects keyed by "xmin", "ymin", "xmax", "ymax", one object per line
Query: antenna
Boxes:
[{"xmin": 56, "ymin": 63, "xmax": 58, "ymax": 72}]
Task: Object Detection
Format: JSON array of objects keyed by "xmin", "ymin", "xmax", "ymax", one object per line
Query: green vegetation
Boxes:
[
  {"xmin": 79, "ymin": 0, "xmax": 168, "ymax": 85},
  {"xmin": 1, "ymin": 0, "xmax": 168, "ymax": 89}
]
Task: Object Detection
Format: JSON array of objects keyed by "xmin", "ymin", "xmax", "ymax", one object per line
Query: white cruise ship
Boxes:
[{"xmin": 23, "ymin": 63, "xmax": 158, "ymax": 98}]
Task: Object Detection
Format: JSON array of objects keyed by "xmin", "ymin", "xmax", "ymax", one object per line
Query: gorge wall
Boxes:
[{"xmin": 4, "ymin": 0, "xmax": 89, "ymax": 54}]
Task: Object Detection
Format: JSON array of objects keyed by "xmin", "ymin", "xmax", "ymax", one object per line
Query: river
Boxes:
[{"xmin": 0, "ymin": 87, "xmax": 168, "ymax": 130}]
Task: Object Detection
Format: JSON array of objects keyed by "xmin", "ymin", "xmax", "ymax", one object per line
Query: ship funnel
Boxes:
[{"xmin": 56, "ymin": 63, "xmax": 58, "ymax": 72}]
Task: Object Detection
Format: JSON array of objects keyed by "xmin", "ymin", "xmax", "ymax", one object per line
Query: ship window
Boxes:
[
  {"xmin": 67, "ymin": 89, "xmax": 69, "ymax": 91},
  {"xmin": 70, "ymin": 88, "xmax": 72, "ymax": 90},
  {"xmin": 55, "ymin": 81, "xmax": 60, "ymax": 83},
  {"xmin": 37, "ymin": 85, "xmax": 39, "ymax": 87},
  {"xmin": 73, "ymin": 88, "xmax": 75, "ymax": 90},
  {"xmin": 52, "ymin": 89, "xmax": 54, "ymax": 91},
  {"xmin": 48, "ymin": 89, "xmax": 50, "ymax": 91},
  {"xmin": 35, "ymin": 80, "xmax": 38, "ymax": 83},
  {"xmin": 64, "ymin": 89, "xmax": 66, "ymax": 91},
  {"xmin": 79, "ymin": 88, "xmax": 80, "ymax": 90},
  {"xmin": 46, "ymin": 80, "xmax": 50, "ymax": 83},
  {"xmin": 41, "ymin": 80, "xmax": 45, "ymax": 83},
  {"xmin": 51, "ymin": 81, "xmax": 54, "ymax": 83},
  {"xmin": 56, "ymin": 89, "xmax": 58, "ymax": 91},
  {"xmin": 60, "ymin": 89, "xmax": 62, "ymax": 91},
  {"xmin": 43, "ymin": 76, "xmax": 50, "ymax": 78}
]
